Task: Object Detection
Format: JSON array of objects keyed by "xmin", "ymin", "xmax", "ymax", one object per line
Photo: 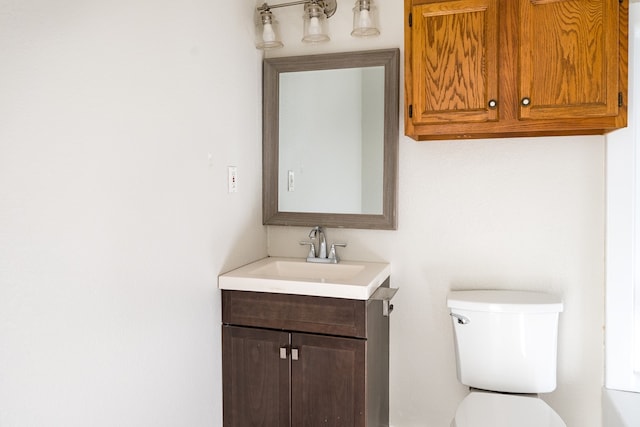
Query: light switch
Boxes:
[{"xmin": 288, "ymin": 170, "xmax": 294, "ymax": 192}]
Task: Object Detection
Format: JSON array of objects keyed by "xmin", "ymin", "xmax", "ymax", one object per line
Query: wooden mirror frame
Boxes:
[{"xmin": 262, "ymin": 48, "xmax": 399, "ymax": 230}]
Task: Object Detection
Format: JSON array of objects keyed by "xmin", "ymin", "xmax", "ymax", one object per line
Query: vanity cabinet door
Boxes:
[
  {"xmin": 291, "ymin": 333, "xmax": 366, "ymax": 427},
  {"xmin": 222, "ymin": 326, "xmax": 290, "ymax": 427}
]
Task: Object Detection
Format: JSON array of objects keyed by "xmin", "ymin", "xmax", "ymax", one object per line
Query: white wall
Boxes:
[
  {"xmin": 603, "ymin": 389, "xmax": 640, "ymax": 427},
  {"xmin": 266, "ymin": 1, "xmax": 607, "ymax": 426},
  {"xmin": 0, "ymin": 1, "xmax": 265, "ymax": 426},
  {"xmin": 606, "ymin": 1, "xmax": 640, "ymax": 394},
  {"xmin": 0, "ymin": 1, "xmax": 610, "ymax": 426}
]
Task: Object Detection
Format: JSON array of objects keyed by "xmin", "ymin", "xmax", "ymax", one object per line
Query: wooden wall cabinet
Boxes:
[
  {"xmin": 404, "ymin": 0, "xmax": 629, "ymax": 140},
  {"xmin": 221, "ymin": 283, "xmax": 391, "ymax": 427}
]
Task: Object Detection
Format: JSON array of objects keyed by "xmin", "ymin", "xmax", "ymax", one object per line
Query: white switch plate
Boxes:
[
  {"xmin": 288, "ymin": 170, "xmax": 295, "ymax": 192},
  {"xmin": 228, "ymin": 166, "xmax": 238, "ymax": 193}
]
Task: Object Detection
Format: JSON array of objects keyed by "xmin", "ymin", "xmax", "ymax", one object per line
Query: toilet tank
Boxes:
[{"xmin": 447, "ymin": 290, "xmax": 563, "ymax": 394}]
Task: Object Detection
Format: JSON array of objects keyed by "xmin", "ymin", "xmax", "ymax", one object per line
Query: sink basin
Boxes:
[
  {"xmin": 248, "ymin": 260, "xmax": 365, "ymax": 281},
  {"xmin": 218, "ymin": 257, "xmax": 391, "ymax": 300}
]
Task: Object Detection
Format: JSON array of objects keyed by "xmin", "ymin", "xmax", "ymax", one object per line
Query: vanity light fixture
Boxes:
[
  {"xmin": 351, "ymin": 0, "xmax": 380, "ymax": 37},
  {"xmin": 302, "ymin": 1, "xmax": 330, "ymax": 43},
  {"xmin": 255, "ymin": 0, "xmax": 380, "ymax": 50},
  {"xmin": 256, "ymin": 9, "xmax": 284, "ymax": 49}
]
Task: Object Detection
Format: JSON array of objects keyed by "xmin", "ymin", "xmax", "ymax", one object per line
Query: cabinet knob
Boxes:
[
  {"xmin": 279, "ymin": 347, "xmax": 288, "ymax": 360},
  {"xmin": 488, "ymin": 99, "xmax": 497, "ymax": 109},
  {"xmin": 521, "ymin": 97, "xmax": 531, "ymax": 107},
  {"xmin": 291, "ymin": 348, "xmax": 299, "ymax": 361}
]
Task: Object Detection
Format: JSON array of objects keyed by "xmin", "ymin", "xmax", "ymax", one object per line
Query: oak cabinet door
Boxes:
[
  {"xmin": 410, "ymin": 0, "xmax": 499, "ymax": 125},
  {"xmin": 518, "ymin": 0, "xmax": 619, "ymax": 120},
  {"xmin": 222, "ymin": 326, "xmax": 290, "ymax": 427}
]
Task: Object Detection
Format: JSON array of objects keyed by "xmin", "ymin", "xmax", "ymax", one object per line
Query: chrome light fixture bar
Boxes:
[{"xmin": 255, "ymin": 0, "xmax": 379, "ymax": 50}]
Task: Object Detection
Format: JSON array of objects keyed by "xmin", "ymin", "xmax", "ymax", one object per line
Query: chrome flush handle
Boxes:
[{"xmin": 450, "ymin": 313, "xmax": 470, "ymax": 325}]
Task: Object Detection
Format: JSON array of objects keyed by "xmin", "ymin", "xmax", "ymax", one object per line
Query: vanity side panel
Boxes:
[
  {"xmin": 366, "ymin": 278, "xmax": 391, "ymax": 426},
  {"xmin": 222, "ymin": 290, "xmax": 367, "ymax": 338}
]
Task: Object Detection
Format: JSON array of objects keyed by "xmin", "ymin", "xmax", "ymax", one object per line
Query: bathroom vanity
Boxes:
[{"xmin": 219, "ymin": 257, "xmax": 394, "ymax": 427}]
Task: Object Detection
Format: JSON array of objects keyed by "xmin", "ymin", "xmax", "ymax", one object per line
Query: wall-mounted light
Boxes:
[
  {"xmin": 302, "ymin": 2, "xmax": 330, "ymax": 43},
  {"xmin": 255, "ymin": 0, "xmax": 380, "ymax": 50},
  {"xmin": 351, "ymin": 0, "xmax": 380, "ymax": 37},
  {"xmin": 256, "ymin": 9, "xmax": 284, "ymax": 49}
]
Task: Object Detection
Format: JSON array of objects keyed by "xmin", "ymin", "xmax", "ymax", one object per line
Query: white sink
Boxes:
[{"xmin": 218, "ymin": 257, "xmax": 391, "ymax": 300}]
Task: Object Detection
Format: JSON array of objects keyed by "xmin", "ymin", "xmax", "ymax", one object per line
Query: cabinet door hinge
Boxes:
[
  {"xmin": 618, "ymin": 92, "xmax": 623, "ymax": 107},
  {"xmin": 408, "ymin": 105, "xmax": 413, "ymax": 118},
  {"xmin": 408, "ymin": 13, "xmax": 412, "ymax": 27}
]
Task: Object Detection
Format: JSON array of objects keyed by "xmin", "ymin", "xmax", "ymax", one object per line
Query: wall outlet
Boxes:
[{"xmin": 228, "ymin": 166, "xmax": 238, "ymax": 193}]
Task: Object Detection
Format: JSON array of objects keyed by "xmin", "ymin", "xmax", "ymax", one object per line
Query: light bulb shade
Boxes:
[
  {"xmin": 256, "ymin": 9, "xmax": 283, "ymax": 49},
  {"xmin": 351, "ymin": 0, "xmax": 380, "ymax": 37},
  {"xmin": 302, "ymin": 2, "xmax": 330, "ymax": 43}
]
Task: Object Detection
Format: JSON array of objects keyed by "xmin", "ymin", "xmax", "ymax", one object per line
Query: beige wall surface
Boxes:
[
  {"xmin": 0, "ymin": 0, "xmax": 608, "ymax": 426},
  {"xmin": 0, "ymin": 1, "xmax": 266, "ymax": 425},
  {"xmin": 268, "ymin": 137, "xmax": 606, "ymax": 426},
  {"xmin": 266, "ymin": 1, "xmax": 607, "ymax": 426}
]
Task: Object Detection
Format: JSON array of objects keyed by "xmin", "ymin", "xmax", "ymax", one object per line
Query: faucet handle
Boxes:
[
  {"xmin": 308, "ymin": 225, "xmax": 324, "ymax": 239},
  {"xmin": 328, "ymin": 243, "xmax": 347, "ymax": 263},
  {"xmin": 299, "ymin": 241, "xmax": 316, "ymax": 259}
]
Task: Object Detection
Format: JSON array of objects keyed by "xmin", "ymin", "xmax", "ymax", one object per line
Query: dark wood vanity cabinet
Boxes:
[
  {"xmin": 222, "ymin": 326, "xmax": 290, "ymax": 426},
  {"xmin": 404, "ymin": 0, "xmax": 629, "ymax": 140},
  {"xmin": 221, "ymin": 282, "xmax": 391, "ymax": 427}
]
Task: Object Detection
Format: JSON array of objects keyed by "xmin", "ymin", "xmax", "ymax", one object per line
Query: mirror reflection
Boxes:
[{"xmin": 278, "ymin": 66, "xmax": 385, "ymax": 214}]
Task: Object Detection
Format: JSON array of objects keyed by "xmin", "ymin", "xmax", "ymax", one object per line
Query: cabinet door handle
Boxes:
[
  {"xmin": 291, "ymin": 348, "xmax": 299, "ymax": 361},
  {"xmin": 488, "ymin": 99, "xmax": 497, "ymax": 109},
  {"xmin": 521, "ymin": 97, "xmax": 531, "ymax": 107},
  {"xmin": 279, "ymin": 347, "xmax": 288, "ymax": 360}
]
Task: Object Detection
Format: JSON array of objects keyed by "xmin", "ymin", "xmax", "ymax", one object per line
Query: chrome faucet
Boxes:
[
  {"xmin": 309, "ymin": 226, "xmax": 327, "ymax": 259},
  {"xmin": 299, "ymin": 226, "xmax": 346, "ymax": 264}
]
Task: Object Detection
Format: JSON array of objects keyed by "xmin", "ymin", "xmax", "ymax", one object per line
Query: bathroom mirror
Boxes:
[{"xmin": 263, "ymin": 49, "xmax": 399, "ymax": 229}]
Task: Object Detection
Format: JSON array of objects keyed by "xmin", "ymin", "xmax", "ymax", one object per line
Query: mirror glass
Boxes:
[
  {"xmin": 279, "ymin": 66, "xmax": 385, "ymax": 214},
  {"xmin": 263, "ymin": 49, "xmax": 399, "ymax": 229}
]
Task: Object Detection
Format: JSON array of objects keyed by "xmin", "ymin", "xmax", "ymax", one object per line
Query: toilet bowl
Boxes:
[{"xmin": 451, "ymin": 391, "xmax": 566, "ymax": 427}]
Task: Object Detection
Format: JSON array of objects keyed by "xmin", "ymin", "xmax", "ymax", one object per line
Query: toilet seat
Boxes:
[{"xmin": 452, "ymin": 392, "xmax": 566, "ymax": 427}]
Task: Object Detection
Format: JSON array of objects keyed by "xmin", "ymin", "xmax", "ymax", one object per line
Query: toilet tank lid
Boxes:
[{"xmin": 447, "ymin": 290, "xmax": 563, "ymax": 313}]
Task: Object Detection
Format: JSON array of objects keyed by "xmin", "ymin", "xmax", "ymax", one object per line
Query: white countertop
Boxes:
[{"xmin": 218, "ymin": 256, "xmax": 391, "ymax": 300}]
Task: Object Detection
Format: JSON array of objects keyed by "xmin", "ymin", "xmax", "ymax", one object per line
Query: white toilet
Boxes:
[{"xmin": 447, "ymin": 290, "xmax": 566, "ymax": 427}]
